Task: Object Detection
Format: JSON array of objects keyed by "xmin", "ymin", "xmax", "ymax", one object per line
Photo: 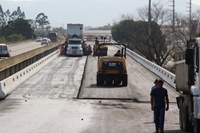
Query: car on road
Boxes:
[
  {"xmin": 41, "ymin": 38, "xmax": 51, "ymax": 45},
  {"xmin": 0, "ymin": 43, "xmax": 10, "ymax": 58}
]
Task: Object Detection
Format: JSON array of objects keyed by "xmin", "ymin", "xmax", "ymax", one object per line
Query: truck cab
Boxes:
[{"xmin": 66, "ymin": 38, "xmax": 83, "ymax": 56}]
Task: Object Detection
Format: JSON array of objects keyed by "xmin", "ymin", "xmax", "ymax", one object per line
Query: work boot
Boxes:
[
  {"xmin": 160, "ymin": 128, "xmax": 164, "ymax": 133},
  {"xmin": 155, "ymin": 128, "xmax": 159, "ymax": 133}
]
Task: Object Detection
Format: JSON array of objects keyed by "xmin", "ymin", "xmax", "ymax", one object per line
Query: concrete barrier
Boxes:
[
  {"xmin": 0, "ymin": 50, "xmax": 60, "ymax": 99},
  {"xmin": 0, "ymin": 43, "xmax": 59, "ymax": 72}
]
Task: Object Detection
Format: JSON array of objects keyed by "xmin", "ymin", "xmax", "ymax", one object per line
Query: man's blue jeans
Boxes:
[{"xmin": 154, "ymin": 106, "xmax": 165, "ymax": 131}]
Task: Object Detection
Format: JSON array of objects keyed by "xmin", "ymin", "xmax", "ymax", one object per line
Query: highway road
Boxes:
[
  {"xmin": 0, "ymin": 42, "xmax": 188, "ymax": 133},
  {"xmin": 0, "ymin": 40, "xmax": 43, "ymax": 61},
  {"xmin": 9, "ymin": 40, "xmax": 45, "ymax": 57}
]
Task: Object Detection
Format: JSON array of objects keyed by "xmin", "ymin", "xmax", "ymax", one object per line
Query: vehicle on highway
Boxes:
[
  {"xmin": 41, "ymin": 38, "xmax": 51, "ymax": 45},
  {"xmin": 67, "ymin": 23, "xmax": 83, "ymax": 39},
  {"xmin": 0, "ymin": 43, "xmax": 10, "ymax": 58},
  {"xmin": 66, "ymin": 38, "xmax": 83, "ymax": 56},
  {"xmin": 36, "ymin": 37, "xmax": 42, "ymax": 42},
  {"xmin": 48, "ymin": 32, "xmax": 58, "ymax": 42},
  {"xmin": 97, "ymin": 43, "xmax": 128, "ymax": 86},
  {"xmin": 93, "ymin": 37, "xmax": 108, "ymax": 56},
  {"xmin": 175, "ymin": 37, "xmax": 200, "ymax": 133},
  {"xmin": 65, "ymin": 23, "xmax": 84, "ymax": 56}
]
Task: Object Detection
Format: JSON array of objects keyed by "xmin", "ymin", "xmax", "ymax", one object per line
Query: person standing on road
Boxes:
[
  {"xmin": 151, "ymin": 79, "xmax": 158, "ymax": 93},
  {"xmin": 150, "ymin": 79, "xmax": 158, "ymax": 122},
  {"xmin": 150, "ymin": 80, "xmax": 169, "ymax": 133}
]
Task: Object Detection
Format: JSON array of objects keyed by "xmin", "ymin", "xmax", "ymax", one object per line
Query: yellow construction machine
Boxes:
[
  {"xmin": 93, "ymin": 37, "xmax": 108, "ymax": 56},
  {"xmin": 96, "ymin": 43, "xmax": 128, "ymax": 86}
]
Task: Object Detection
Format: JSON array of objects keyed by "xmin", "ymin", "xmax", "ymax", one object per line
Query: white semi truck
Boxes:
[
  {"xmin": 175, "ymin": 37, "xmax": 200, "ymax": 133},
  {"xmin": 66, "ymin": 24, "xmax": 83, "ymax": 56}
]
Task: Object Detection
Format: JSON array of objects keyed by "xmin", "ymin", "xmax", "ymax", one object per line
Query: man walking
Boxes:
[
  {"xmin": 151, "ymin": 79, "xmax": 158, "ymax": 92},
  {"xmin": 150, "ymin": 80, "xmax": 169, "ymax": 133},
  {"xmin": 150, "ymin": 79, "xmax": 158, "ymax": 122}
]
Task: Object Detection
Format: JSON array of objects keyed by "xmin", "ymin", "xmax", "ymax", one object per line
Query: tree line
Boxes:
[
  {"xmin": 112, "ymin": 2, "xmax": 200, "ymax": 70},
  {"xmin": 0, "ymin": 5, "xmax": 51, "ymax": 43}
]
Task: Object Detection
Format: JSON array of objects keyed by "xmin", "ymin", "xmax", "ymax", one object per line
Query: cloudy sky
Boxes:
[{"xmin": 1, "ymin": 0, "xmax": 200, "ymax": 28}]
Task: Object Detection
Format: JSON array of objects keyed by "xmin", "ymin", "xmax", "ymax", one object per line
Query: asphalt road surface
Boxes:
[
  {"xmin": 9, "ymin": 40, "xmax": 45, "ymax": 56},
  {"xmin": 0, "ymin": 42, "xmax": 190, "ymax": 133},
  {"xmin": 0, "ymin": 40, "xmax": 42, "ymax": 61}
]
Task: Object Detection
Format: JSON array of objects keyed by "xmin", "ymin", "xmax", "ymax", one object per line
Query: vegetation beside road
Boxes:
[
  {"xmin": 0, "ymin": 5, "xmax": 62, "ymax": 43},
  {"xmin": 112, "ymin": 2, "xmax": 200, "ymax": 72}
]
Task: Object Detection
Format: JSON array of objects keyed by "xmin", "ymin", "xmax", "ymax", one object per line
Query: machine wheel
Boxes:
[
  {"xmin": 97, "ymin": 79, "xmax": 101, "ymax": 86},
  {"xmin": 122, "ymin": 79, "xmax": 127, "ymax": 86},
  {"xmin": 114, "ymin": 79, "xmax": 120, "ymax": 86},
  {"xmin": 106, "ymin": 78, "xmax": 112, "ymax": 86},
  {"xmin": 97, "ymin": 75, "xmax": 103, "ymax": 86},
  {"xmin": 193, "ymin": 118, "xmax": 200, "ymax": 133},
  {"xmin": 122, "ymin": 76, "xmax": 127, "ymax": 86}
]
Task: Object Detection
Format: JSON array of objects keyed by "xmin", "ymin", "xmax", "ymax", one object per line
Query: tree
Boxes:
[
  {"xmin": 4, "ymin": 9, "xmax": 11, "ymax": 24},
  {"xmin": 112, "ymin": 2, "xmax": 171, "ymax": 66},
  {"xmin": 52, "ymin": 27, "xmax": 67, "ymax": 36},
  {"xmin": 35, "ymin": 13, "xmax": 50, "ymax": 36},
  {"xmin": 0, "ymin": 5, "xmax": 6, "ymax": 27},
  {"xmin": 112, "ymin": 19, "xmax": 166, "ymax": 66},
  {"xmin": 10, "ymin": 6, "xmax": 25, "ymax": 21},
  {"xmin": 0, "ymin": 5, "xmax": 26, "ymax": 28},
  {"xmin": 170, "ymin": 9, "xmax": 200, "ymax": 53},
  {"xmin": 1, "ymin": 18, "xmax": 34, "ymax": 39}
]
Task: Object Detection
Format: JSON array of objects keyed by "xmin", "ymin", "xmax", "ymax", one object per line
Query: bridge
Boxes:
[{"xmin": 0, "ymin": 36, "xmax": 183, "ymax": 133}]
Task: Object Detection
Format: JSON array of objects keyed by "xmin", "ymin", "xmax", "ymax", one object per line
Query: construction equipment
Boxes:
[
  {"xmin": 82, "ymin": 40, "xmax": 92, "ymax": 55},
  {"xmin": 93, "ymin": 37, "xmax": 108, "ymax": 56},
  {"xmin": 96, "ymin": 43, "xmax": 128, "ymax": 86}
]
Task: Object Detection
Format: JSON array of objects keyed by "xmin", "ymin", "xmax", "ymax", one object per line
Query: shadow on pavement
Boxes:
[{"xmin": 164, "ymin": 130, "xmax": 190, "ymax": 133}]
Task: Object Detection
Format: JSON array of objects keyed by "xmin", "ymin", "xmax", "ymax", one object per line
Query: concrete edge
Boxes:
[{"xmin": 0, "ymin": 50, "xmax": 60, "ymax": 99}]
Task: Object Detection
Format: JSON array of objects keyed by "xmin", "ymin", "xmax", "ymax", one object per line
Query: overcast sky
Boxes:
[{"xmin": 1, "ymin": 0, "xmax": 200, "ymax": 28}]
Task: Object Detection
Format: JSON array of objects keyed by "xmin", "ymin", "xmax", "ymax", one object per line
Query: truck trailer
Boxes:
[
  {"xmin": 48, "ymin": 32, "xmax": 58, "ymax": 42},
  {"xmin": 175, "ymin": 37, "xmax": 200, "ymax": 133},
  {"xmin": 67, "ymin": 23, "xmax": 83, "ymax": 40}
]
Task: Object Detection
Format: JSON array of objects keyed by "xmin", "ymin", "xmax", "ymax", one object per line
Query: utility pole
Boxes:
[
  {"xmin": 172, "ymin": 0, "xmax": 175, "ymax": 33},
  {"xmin": 188, "ymin": 0, "xmax": 192, "ymax": 36},
  {"xmin": 169, "ymin": 0, "xmax": 175, "ymax": 44},
  {"xmin": 169, "ymin": 0, "xmax": 176, "ymax": 45},
  {"xmin": 148, "ymin": 0, "xmax": 151, "ymax": 45}
]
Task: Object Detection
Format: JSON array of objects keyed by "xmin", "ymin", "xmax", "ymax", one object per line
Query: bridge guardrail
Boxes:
[
  {"xmin": 0, "ymin": 50, "xmax": 60, "ymax": 99},
  {"xmin": 0, "ymin": 40, "xmax": 63, "ymax": 99},
  {"xmin": 126, "ymin": 48, "xmax": 176, "ymax": 88}
]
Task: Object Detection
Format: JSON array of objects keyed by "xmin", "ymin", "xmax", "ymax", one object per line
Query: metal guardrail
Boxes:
[
  {"xmin": 126, "ymin": 48, "xmax": 176, "ymax": 88},
  {"xmin": 114, "ymin": 41, "xmax": 176, "ymax": 88}
]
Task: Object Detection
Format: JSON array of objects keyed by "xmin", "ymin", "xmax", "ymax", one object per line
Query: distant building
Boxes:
[{"xmin": 83, "ymin": 30, "xmax": 112, "ymax": 41}]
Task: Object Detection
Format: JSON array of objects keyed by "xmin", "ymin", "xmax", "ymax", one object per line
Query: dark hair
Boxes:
[
  {"xmin": 157, "ymin": 80, "xmax": 164, "ymax": 84},
  {"xmin": 154, "ymin": 79, "xmax": 158, "ymax": 84}
]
